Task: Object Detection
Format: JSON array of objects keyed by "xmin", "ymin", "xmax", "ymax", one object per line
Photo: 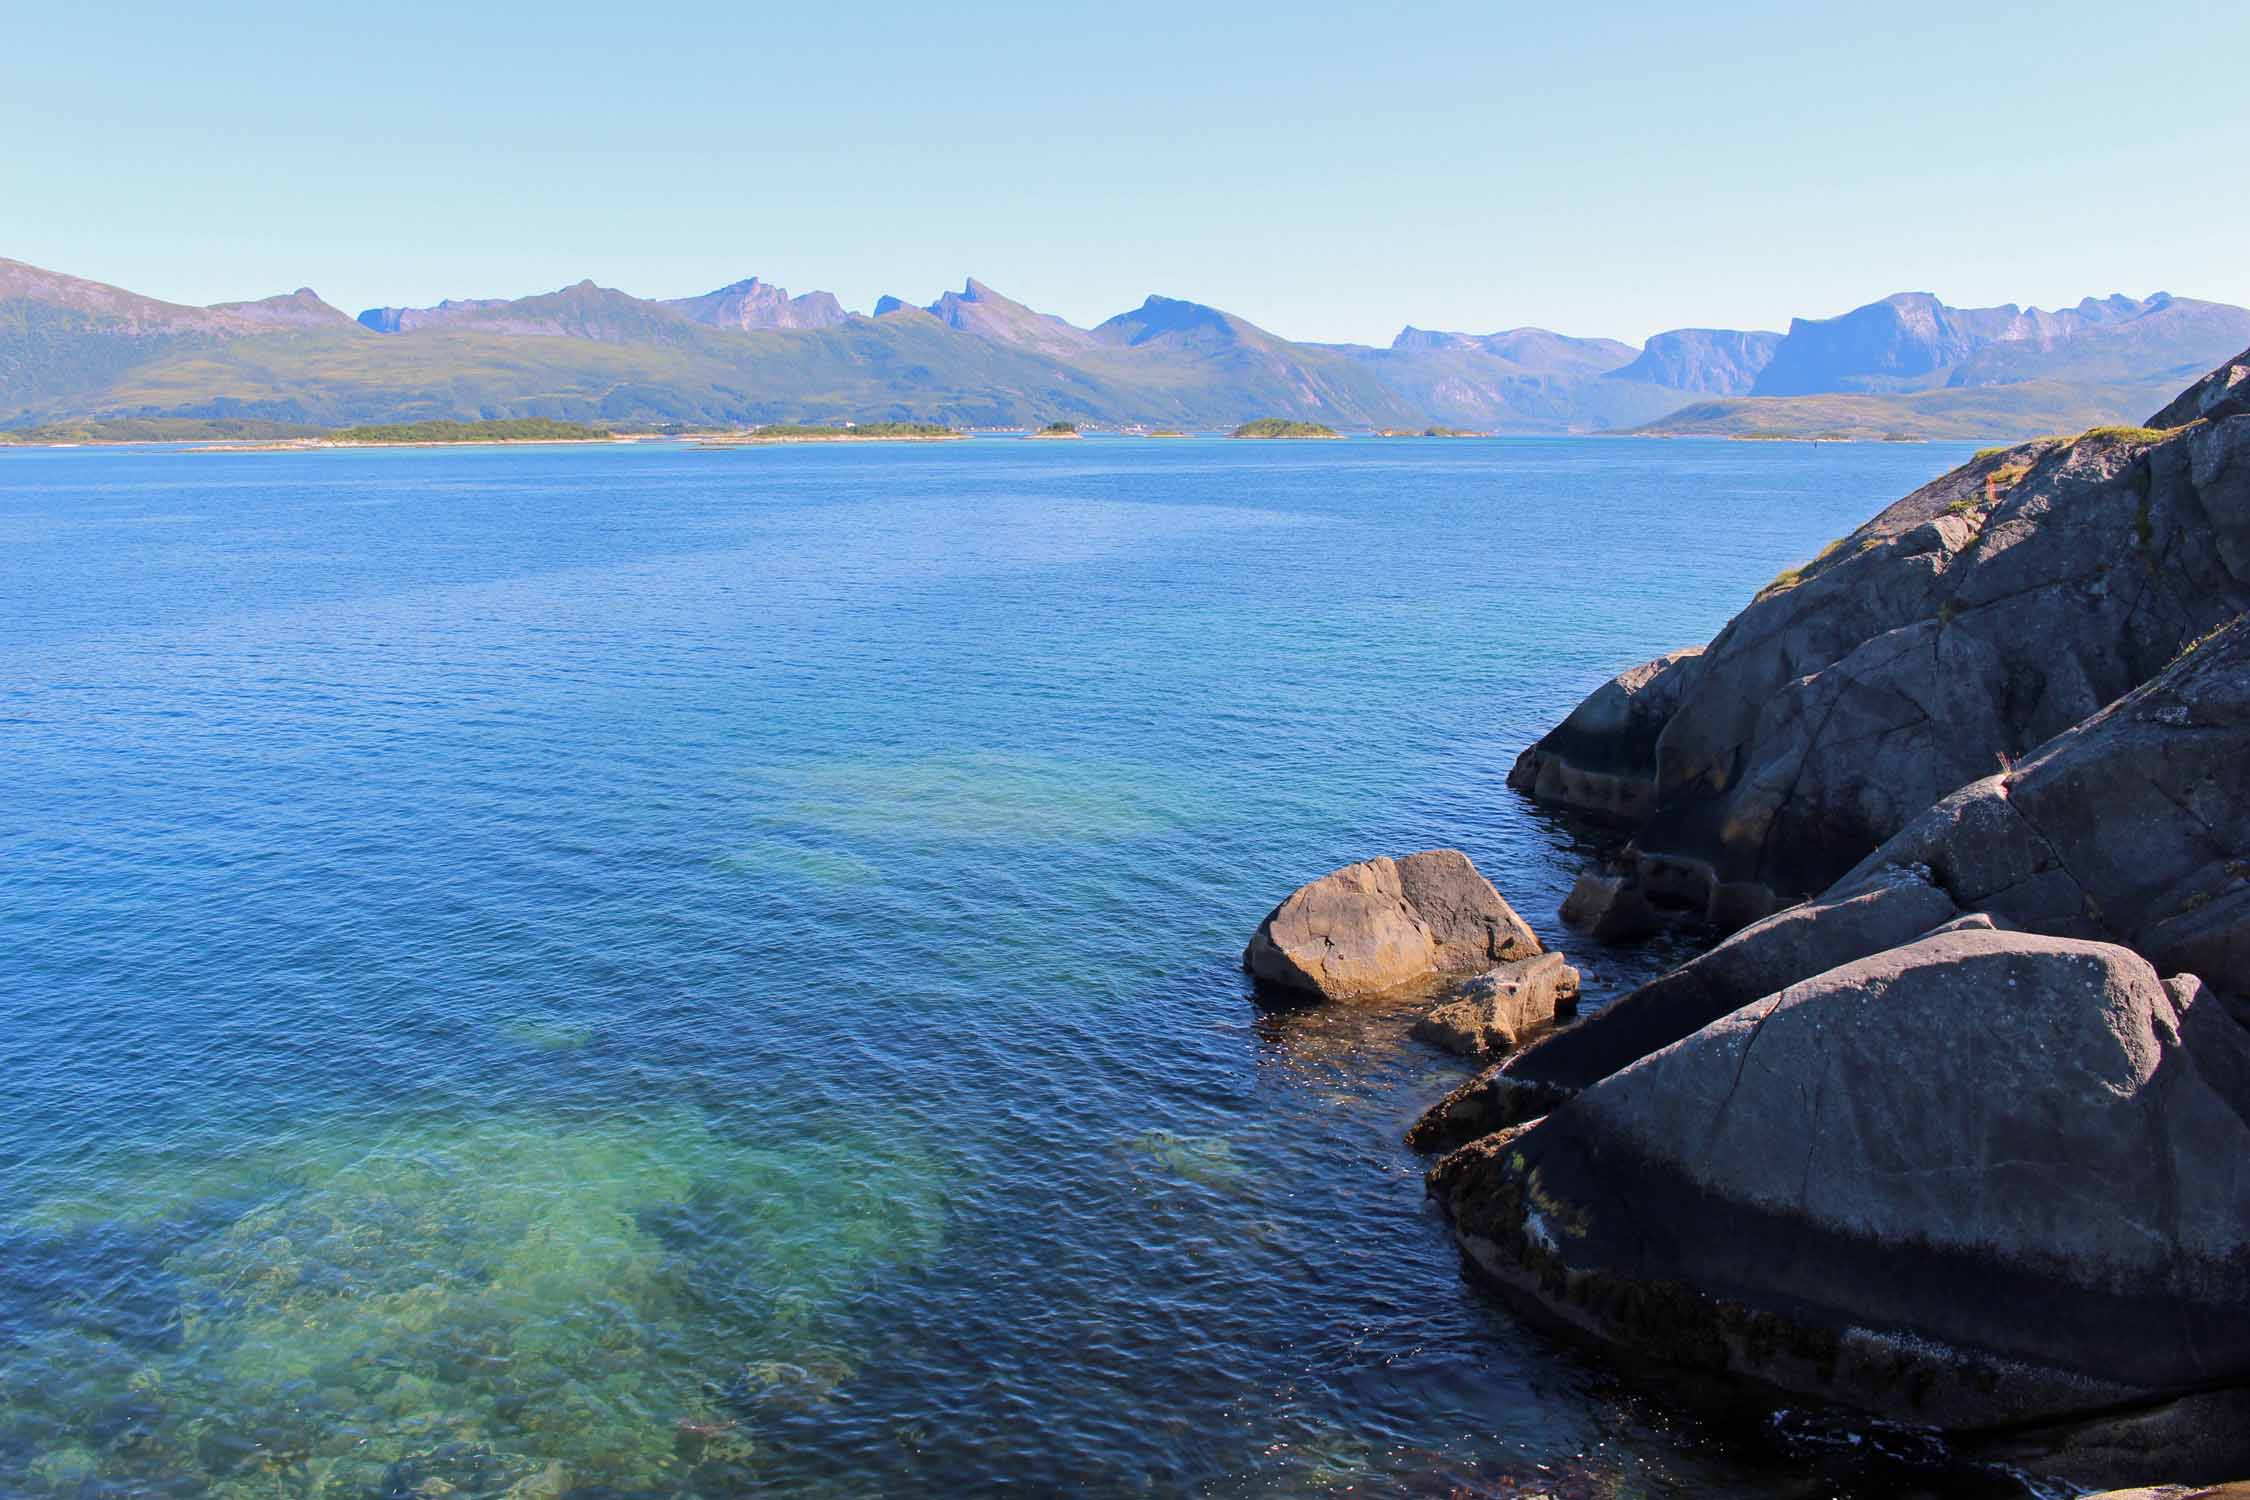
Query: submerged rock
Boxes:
[
  {"xmin": 1429, "ymin": 929, "xmax": 2250, "ymax": 1485},
  {"xmin": 1243, "ymin": 849, "xmax": 1541, "ymax": 1000},
  {"xmin": 1511, "ymin": 348, "xmax": 2250, "ymax": 923}
]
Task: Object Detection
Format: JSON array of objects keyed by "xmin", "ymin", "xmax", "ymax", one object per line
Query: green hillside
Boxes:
[
  {"xmin": 16, "ymin": 318, "xmax": 1151, "ymax": 430},
  {"xmin": 1630, "ymin": 377, "xmax": 2190, "ymax": 441}
]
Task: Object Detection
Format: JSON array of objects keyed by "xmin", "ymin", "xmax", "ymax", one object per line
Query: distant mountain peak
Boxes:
[
  {"xmin": 1094, "ymin": 295, "xmax": 1245, "ymax": 349},
  {"xmin": 348, "ymin": 281, "xmax": 695, "ymax": 342},
  {"xmin": 661, "ymin": 276, "xmax": 847, "ymax": 332},
  {"xmin": 210, "ymin": 286, "xmax": 357, "ymax": 330},
  {"xmin": 925, "ymin": 278, "xmax": 1095, "ymax": 356}
]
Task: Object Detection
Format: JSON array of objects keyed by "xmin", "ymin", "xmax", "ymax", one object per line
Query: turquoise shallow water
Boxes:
[{"xmin": 1, "ymin": 435, "xmax": 2025, "ymax": 1497}]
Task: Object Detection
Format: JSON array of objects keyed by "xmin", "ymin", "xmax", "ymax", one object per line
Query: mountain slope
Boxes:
[
  {"xmin": 1, "ymin": 257, "xmax": 251, "ymax": 335},
  {"xmin": 67, "ymin": 315, "xmax": 1161, "ymax": 428},
  {"xmin": 1631, "ymin": 378, "xmax": 2192, "ymax": 442},
  {"xmin": 353, "ymin": 281, "xmax": 713, "ymax": 345},
  {"xmin": 210, "ymin": 288, "xmax": 359, "ymax": 329},
  {"xmin": 1388, "ymin": 325, "xmax": 1636, "ymax": 376},
  {"xmin": 1349, "ymin": 325, "xmax": 1676, "ymax": 432},
  {"xmin": 1073, "ymin": 296, "xmax": 1420, "ymax": 426},
  {"xmin": 1944, "ymin": 296, "xmax": 2250, "ymax": 388},
  {"xmin": 923, "ymin": 279, "xmax": 1099, "ymax": 358},
  {"xmin": 2, "ymin": 257, "xmax": 262, "ymax": 417},
  {"xmin": 1750, "ymin": 291, "xmax": 2177, "ymax": 396},
  {"xmin": 1605, "ymin": 328, "xmax": 1783, "ymax": 395},
  {"xmin": 7, "ymin": 256, "xmax": 2247, "ymax": 437}
]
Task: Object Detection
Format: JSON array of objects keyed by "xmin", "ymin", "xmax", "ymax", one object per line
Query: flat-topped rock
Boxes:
[{"xmin": 1243, "ymin": 849, "xmax": 1541, "ymax": 1001}]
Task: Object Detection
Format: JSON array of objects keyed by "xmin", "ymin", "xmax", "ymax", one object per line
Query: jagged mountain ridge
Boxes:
[
  {"xmin": 923, "ymin": 279, "xmax": 1098, "ymax": 358},
  {"xmin": 1752, "ymin": 291, "xmax": 2188, "ymax": 396},
  {"xmin": 4, "ymin": 253, "xmax": 2244, "ymax": 435},
  {"xmin": 662, "ymin": 277, "xmax": 847, "ymax": 332}
]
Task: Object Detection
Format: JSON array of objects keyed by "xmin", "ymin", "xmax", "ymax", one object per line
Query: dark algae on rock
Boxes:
[{"xmin": 1422, "ymin": 347, "xmax": 2250, "ymax": 1492}]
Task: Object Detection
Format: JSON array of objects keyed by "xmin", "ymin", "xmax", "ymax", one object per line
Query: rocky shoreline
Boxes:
[{"xmin": 1247, "ymin": 345, "xmax": 2250, "ymax": 1493}]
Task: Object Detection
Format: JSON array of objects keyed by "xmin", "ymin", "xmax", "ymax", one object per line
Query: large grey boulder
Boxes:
[
  {"xmin": 1243, "ymin": 849, "xmax": 1541, "ymax": 1000},
  {"xmin": 1422, "ymin": 613, "xmax": 2250, "ymax": 1148},
  {"xmin": 1510, "ymin": 352, "xmax": 2250, "ymax": 924},
  {"xmin": 1410, "ymin": 864, "xmax": 1969, "ymax": 1148},
  {"xmin": 1429, "ymin": 929, "xmax": 2250, "ymax": 1484},
  {"xmin": 1437, "ymin": 862, "xmax": 1961, "ymax": 1125}
]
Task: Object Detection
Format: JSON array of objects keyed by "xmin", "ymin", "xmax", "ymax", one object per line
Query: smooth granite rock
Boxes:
[
  {"xmin": 1432, "ymin": 612, "xmax": 2250, "ymax": 1150},
  {"xmin": 1244, "ymin": 849, "xmax": 1541, "ymax": 1001},
  {"xmin": 1507, "ymin": 648, "xmax": 1702, "ymax": 824},
  {"xmin": 1840, "ymin": 613, "xmax": 2250, "ymax": 986},
  {"xmin": 1509, "ymin": 351, "xmax": 2250, "ymax": 923},
  {"xmin": 1479, "ymin": 861, "xmax": 1960, "ymax": 1104},
  {"xmin": 1428, "ymin": 930, "xmax": 2250, "ymax": 1486}
]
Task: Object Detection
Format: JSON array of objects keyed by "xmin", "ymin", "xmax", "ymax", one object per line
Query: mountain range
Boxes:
[{"xmin": 5, "ymin": 255, "xmax": 2246, "ymax": 439}]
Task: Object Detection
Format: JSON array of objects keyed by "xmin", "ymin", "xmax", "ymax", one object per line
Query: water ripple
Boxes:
[{"xmin": 0, "ymin": 438, "xmax": 2027, "ymax": 1496}]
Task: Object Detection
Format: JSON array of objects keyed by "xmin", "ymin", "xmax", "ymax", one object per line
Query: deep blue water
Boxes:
[{"xmin": 0, "ymin": 435, "xmax": 2021, "ymax": 1498}]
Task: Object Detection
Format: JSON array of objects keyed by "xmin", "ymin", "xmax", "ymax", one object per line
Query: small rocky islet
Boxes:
[{"xmin": 1245, "ymin": 343, "xmax": 2250, "ymax": 1493}]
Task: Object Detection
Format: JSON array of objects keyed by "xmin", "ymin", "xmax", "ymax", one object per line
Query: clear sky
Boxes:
[{"xmin": 6, "ymin": 0, "xmax": 2245, "ymax": 347}]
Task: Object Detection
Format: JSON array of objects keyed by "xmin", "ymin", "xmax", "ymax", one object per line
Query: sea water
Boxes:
[{"xmin": 1, "ymin": 435, "xmax": 2028, "ymax": 1497}]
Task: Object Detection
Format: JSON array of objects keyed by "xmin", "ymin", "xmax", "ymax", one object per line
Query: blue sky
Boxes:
[{"xmin": 6, "ymin": 0, "xmax": 2244, "ymax": 346}]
